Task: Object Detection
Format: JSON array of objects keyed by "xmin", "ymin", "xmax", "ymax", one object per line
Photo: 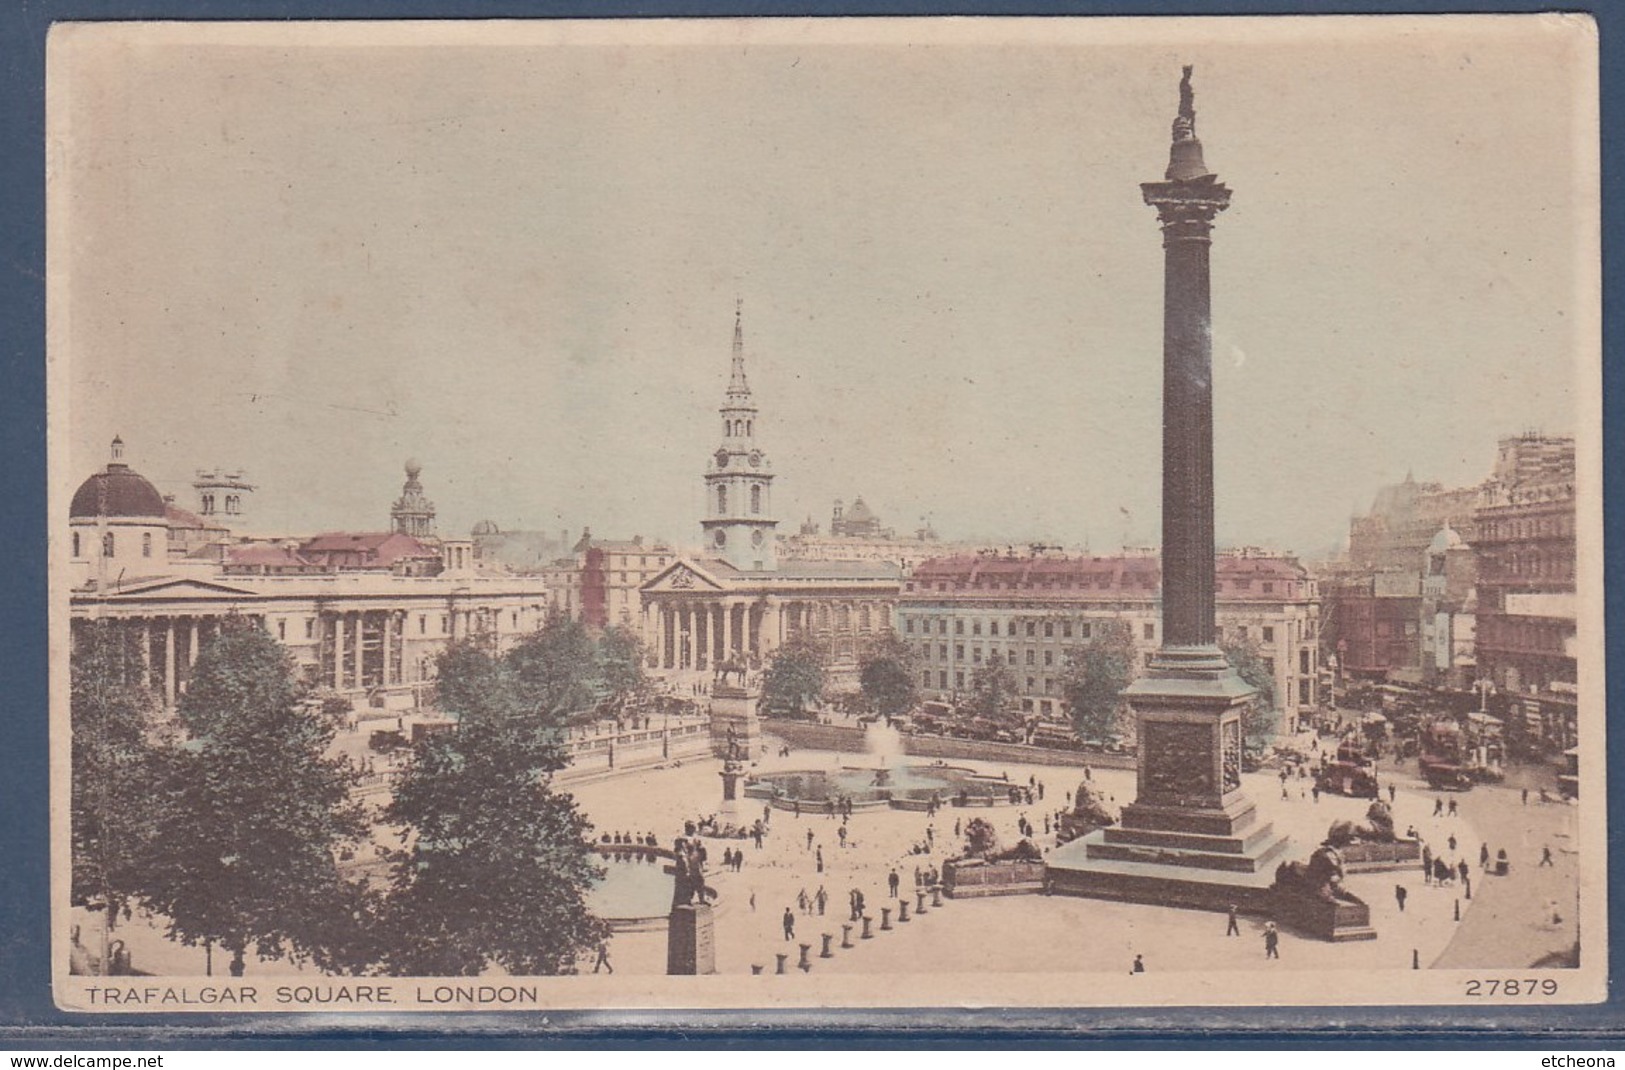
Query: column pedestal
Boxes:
[{"xmin": 666, "ymin": 903, "xmax": 717, "ymax": 975}]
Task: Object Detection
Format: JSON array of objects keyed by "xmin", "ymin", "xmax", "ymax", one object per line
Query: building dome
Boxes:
[
  {"xmin": 69, "ymin": 438, "xmax": 167, "ymax": 519},
  {"xmin": 471, "ymin": 519, "xmax": 501, "ymax": 536},
  {"xmin": 845, "ymin": 496, "xmax": 875, "ymax": 523},
  {"xmin": 1428, "ymin": 523, "xmax": 1465, "ymax": 554}
]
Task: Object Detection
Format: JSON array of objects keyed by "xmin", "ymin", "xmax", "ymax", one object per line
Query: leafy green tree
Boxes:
[
  {"xmin": 858, "ymin": 632, "xmax": 919, "ymax": 720},
  {"xmin": 763, "ymin": 636, "xmax": 829, "ymax": 715},
  {"xmin": 70, "ymin": 621, "xmax": 162, "ymax": 971},
  {"xmin": 139, "ymin": 617, "xmax": 369, "ymax": 976},
  {"xmin": 1061, "ymin": 619, "xmax": 1138, "ymax": 744},
  {"xmin": 508, "ymin": 612, "xmax": 601, "ymax": 722},
  {"xmin": 597, "ymin": 625, "xmax": 650, "ymax": 713},
  {"xmin": 966, "ymin": 653, "xmax": 1019, "ymax": 721},
  {"xmin": 378, "ymin": 639, "xmax": 607, "ymax": 975},
  {"xmin": 1221, "ymin": 637, "xmax": 1280, "ymax": 754}
]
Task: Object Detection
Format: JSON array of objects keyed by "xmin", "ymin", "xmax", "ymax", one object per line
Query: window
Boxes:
[
  {"xmin": 512, "ymin": 612, "xmax": 519, "ymax": 627},
  {"xmin": 277, "ymin": 619, "xmax": 286, "ymax": 640},
  {"xmin": 1236, "ymin": 625, "xmax": 1248, "ymax": 641},
  {"xmin": 1299, "ymin": 680, "xmax": 1311, "ymax": 706},
  {"xmin": 939, "ymin": 644, "xmax": 948, "ymax": 660},
  {"xmin": 1143, "ymin": 622, "xmax": 1154, "ymax": 640},
  {"xmin": 1044, "ymin": 650, "xmax": 1054, "ymax": 666},
  {"xmin": 1300, "ymin": 649, "xmax": 1311, "ymax": 676},
  {"xmin": 306, "ymin": 619, "xmax": 315, "ymax": 639},
  {"xmin": 1262, "ymin": 582, "xmax": 1274, "ymax": 594},
  {"xmin": 973, "ymin": 648, "xmax": 983, "ymax": 664},
  {"xmin": 989, "ymin": 621, "xmax": 1000, "ymax": 637},
  {"xmin": 1044, "ymin": 678, "xmax": 1054, "ymax": 693},
  {"xmin": 1025, "ymin": 621, "xmax": 1036, "ymax": 637},
  {"xmin": 141, "ymin": 532, "xmax": 152, "ymax": 557},
  {"xmin": 938, "ymin": 620, "xmax": 947, "ymax": 635},
  {"xmin": 441, "ymin": 615, "xmax": 450, "ymax": 633},
  {"xmin": 955, "ymin": 672, "xmax": 965, "ymax": 689},
  {"xmin": 1262, "ymin": 626, "xmax": 1275, "ymax": 643},
  {"xmin": 71, "ymin": 532, "xmax": 80, "ymax": 557},
  {"xmin": 905, "ymin": 619, "xmax": 915, "ymax": 634},
  {"xmin": 1079, "ymin": 622, "xmax": 1092, "ymax": 639},
  {"xmin": 717, "ymin": 485, "xmax": 728, "ymax": 514},
  {"xmin": 955, "ymin": 620, "xmax": 964, "ymax": 635},
  {"xmin": 1062, "ymin": 622, "xmax": 1073, "ymax": 639},
  {"xmin": 419, "ymin": 615, "xmax": 427, "ymax": 634},
  {"xmin": 923, "ymin": 671, "xmax": 932, "ymax": 688},
  {"xmin": 939, "ymin": 671, "xmax": 947, "ymax": 689},
  {"xmin": 972, "ymin": 622, "xmax": 982, "ymax": 636},
  {"xmin": 102, "ymin": 532, "xmax": 114, "ymax": 557},
  {"xmin": 922, "ymin": 643, "xmax": 932, "ymax": 660},
  {"xmin": 955, "ymin": 645, "xmax": 964, "ymax": 660},
  {"xmin": 1026, "ymin": 650, "xmax": 1035, "ymax": 666},
  {"xmin": 1044, "ymin": 622, "xmax": 1054, "ymax": 638},
  {"xmin": 1026, "ymin": 677, "xmax": 1036, "ymax": 691},
  {"xmin": 750, "ymin": 484, "xmax": 762, "ymax": 514}
]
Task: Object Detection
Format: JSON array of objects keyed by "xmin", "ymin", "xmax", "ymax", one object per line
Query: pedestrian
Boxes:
[
  {"xmin": 806, "ymin": 828, "xmax": 814, "ymax": 850},
  {"xmin": 1132, "ymin": 954, "xmax": 1145, "ymax": 974},
  {"xmin": 838, "ymin": 826, "xmax": 848, "ymax": 848},
  {"xmin": 1281, "ymin": 783, "xmax": 1290, "ymax": 801},
  {"xmin": 816, "ymin": 886, "xmax": 827, "ymax": 915},
  {"xmin": 593, "ymin": 941, "xmax": 613, "ymax": 974},
  {"xmin": 794, "ymin": 801, "xmax": 801, "ymax": 819},
  {"xmin": 816, "ymin": 846, "xmax": 824, "ymax": 873},
  {"xmin": 1448, "ymin": 798, "xmax": 1458, "ymax": 818},
  {"xmin": 1388, "ymin": 783, "xmax": 1397, "ymax": 804},
  {"xmin": 888, "ymin": 870, "xmax": 900, "ymax": 898},
  {"xmin": 1481, "ymin": 842, "xmax": 1491, "ymax": 870},
  {"xmin": 1457, "ymin": 859, "xmax": 1469, "ymax": 885},
  {"xmin": 750, "ymin": 891, "xmax": 756, "ymax": 912},
  {"xmin": 1434, "ymin": 797, "xmax": 1444, "ymax": 817},
  {"xmin": 1394, "ymin": 885, "xmax": 1407, "ymax": 912},
  {"xmin": 1312, "ymin": 785, "xmax": 1321, "ymax": 804},
  {"xmin": 1522, "ymin": 787, "xmax": 1530, "ymax": 806},
  {"xmin": 1263, "ymin": 922, "xmax": 1280, "ymax": 960},
  {"xmin": 1421, "ymin": 845, "xmax": 1433, "ymax": 886},
  {"xmin": 797, "ymin": 889, "xmax": 808, "ymax": 913},
  {"xmin": 1540, "ymin": 845, "xmax": 1555, "ymax": 867},
  {"xmin": 783, "ymin": 908, "xmax": 795, "ymax": 941},
  {"xmin": 954, "ymin": 818, "xmax": 962, "ymax": 839},
  {"xmin": 1447, "ymin": 834, "xmax": 1457, "ymax": 854},
  {"xmin": 1225, "ymin": 903, "xmax": 1240, "ymax": 936}
]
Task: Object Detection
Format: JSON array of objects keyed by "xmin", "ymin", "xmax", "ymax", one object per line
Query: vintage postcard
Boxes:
[{"xmin": 47, "ymin": 15, "xmax": 1604, "ymax": 1014}]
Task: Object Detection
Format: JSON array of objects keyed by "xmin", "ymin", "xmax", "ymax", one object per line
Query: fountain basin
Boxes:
[
  {"xmin": 587, "ymin": 844, "xmax": 688, "ymax": 931},
  {"xmin": 744, "ymin": 764, "xmax": 1015, "ymax": 812}
]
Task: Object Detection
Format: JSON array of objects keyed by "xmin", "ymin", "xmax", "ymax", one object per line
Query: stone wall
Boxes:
[
  {"xmin": 942, "ymin": 859, "xmax": 1048, "ymax": 898},
  {"xmin": 760, "ymin": 720, "xmax": 1138, "ymax": 772}
]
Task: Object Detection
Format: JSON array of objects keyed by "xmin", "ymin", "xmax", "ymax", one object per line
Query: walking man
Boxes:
[
  {"xmin": 1225, "ymin": 903, "xmax": 1240, "ymax": 936},
  {"xmin": 1540, "ymin": 845, "xmax": 1555, "ymax": 867},
  {"xmin": 816, "ymin": 886, "xmax": 828, "ymax": 916},
  {"xmin": 1263, "ymin": 922, "xmax": 1280, "ymax": 960},
  {"xmin": 1421, "ymin": 845, "xmax": 1433, "ymax": 886},
  {"xmin": 782, "ymin": 908, "xmax": 796, "ymax": 941},
  {"xmin": 1394, "ymin": 885, "xmax": 1408, "ymax": 913},
  {"xmin": 1434, "ymin": 797, "xmax": 1444, "ymax": 817},
  {"xmin": 888, "ymin": 869, "xmax": 900, "ymax": 898},
  {"xmin": 1388, "ymin": 783, "xmax": 1397, "ymax": 804}
]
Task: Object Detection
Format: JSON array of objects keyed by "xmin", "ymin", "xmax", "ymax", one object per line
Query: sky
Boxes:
[{"xmin": 51, "ymin": 17, "xmax": 1598, "ymax": 560}]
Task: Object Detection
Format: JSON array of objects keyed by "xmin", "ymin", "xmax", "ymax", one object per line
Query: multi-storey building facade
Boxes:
[
  {"xmin": 897, "ymin": 550, "xmax": 1320, "ymax": 731},
  {"xmin": 1472, "ymin": 433, "xmax": 1576, "ymax": 750},
  {"xmin": 68, "ymin": 439, "xmax": 550, "ymax": 711}
]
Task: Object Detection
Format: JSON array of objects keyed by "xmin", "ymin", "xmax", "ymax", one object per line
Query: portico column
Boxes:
[
  {"xmin": 331, "ymin": 615, "xmax": 344, "ymax": 690},
  {"xmin": 140, "ymin": 619, "xmax": 151, "ymax": 688},
  {"xmin": 695, "ymin": 605, "xmax": 708, "ymax": 669},
  {"xmin": 662, "ymin": 606, "xmax": 675, "ymax": 670},
  {"xmin": 382, "ymin": 611, "xmax": 395, "ymax": 686},
  {"xmin": 721, "ymin": 600, "xmax": 734, "ymax": 660},
  {"xmin": 187, "ymin": 616, "xmax": 201, "ymax": 669},
  {"xmin": 351, "ymin": 612, "xmax": 363, "ymax": 690},
  {"xmin": 163, "ymin": 619, "xmax": 176, "ymax": 707}
]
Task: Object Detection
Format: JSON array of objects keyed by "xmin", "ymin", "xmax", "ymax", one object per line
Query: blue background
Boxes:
[{"xmin": 0, "ymin": 0, "xmax": 1618, "ymax": 1047}]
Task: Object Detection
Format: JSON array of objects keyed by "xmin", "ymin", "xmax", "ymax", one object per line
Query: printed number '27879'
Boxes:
[{"xmin": 1464, "ymin": 979, "xmax": 1559, "ymax": 997}]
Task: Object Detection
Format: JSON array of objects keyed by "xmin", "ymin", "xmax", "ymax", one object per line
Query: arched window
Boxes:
[
  {"xmin": 717, "ymin": 485, "xmax": 728, "ymax": 514},
  {"xmin": 746, "ymin": 420, "xmax": 753, "ymax": 436},
  {"xmin": 750, "ymin": 484, "xmax": 762, "ymax": 514},
  {"xmin": 201, "ymin": 494, "xmax": 215, "ymax": 515},
  {"xmin": 71, "ymin": 531, "xmax": 80, "ymax": 557},
  {"xmin": 142, "ymin": 532, "xmax": 152, "ymax": 557},
  {"xmin": 102, "ymin": 532, "xmax": 115, "ymax": 557}
]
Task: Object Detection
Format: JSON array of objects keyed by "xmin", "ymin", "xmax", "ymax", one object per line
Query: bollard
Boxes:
[
  {"xmin": 798, "ymin": 943, "xmax": 813, "ymax": 972},
  {"xmin": 752, "ymin": 965, "xmax": 764, "ymax": 975},
  {"xmin": 821, "ymin": 933, "xmax": 834, "ymax": 958},
  {"xmin": 1412, "ymin": 948, "xmax": 1420, "ymax": 970},
  {"xmin": 932, "ymin": 887, "xmax": 943, "ymax": 908},
  {"xmin": 861, "ymin": 916, "xmax": 874, "ymax": 939},
  {"xmin": 1454, "ymin": 899, "xmax": 1461, "ymax": 922},
  {"xmin": 916, "ymin": 891, "xmax": 928, "ymax": 914},
  {"xmin": 841, "ymin": 924, "xmax": 854, "ymax": 949},
  {"xmin": 881, "ymin": 907, "xmax": 893, "ymax": 931},
  {"xmin": 898, "ymin": 901, "xmax": 911, "ymax": 923},
  {"xmin": 775, "ymin": 953, "xmax": 788, "ymax": 975},
  {"xmin": 1464, "ymin": 880, "xmax": 1472, "ymax": 901}
]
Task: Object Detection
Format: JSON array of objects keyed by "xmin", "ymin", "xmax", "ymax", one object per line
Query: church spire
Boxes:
[{"xmin": 727, "ymin": 298, "xmax": 750, "ymax": 399}]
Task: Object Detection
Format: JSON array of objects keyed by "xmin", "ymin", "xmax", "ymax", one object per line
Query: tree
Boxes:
[
  {"xmin": 507, "ymin": 612, "xmax": 601, "ymax": 723},
  {"xmin": 70, "ymin": 620, "xmax": 162, "ymax": 972},
  {"xmin": 596, "ymin": 625, "xmax": 650, "ymax": 714},
  {"xmin": 1061, "ymin": 619, "xmax": 1138, "ymax": 744},
  {"xmin": 1221, "ymin": 637, "xmax": 1280, "ymax": 755},
  {"xmin": 139, "ymin": 617, "xmax": 369, "ymax": 976},
  {"xmin": 377, "ymin": 639, "xmax": 607, "ymax": 975},
  {"xmin": 966, "ymin": 653, "xmax": 1019, "ymax": 721},
  {"xmin": 858, "ymin": 632, "xmax": 919, "ymax": 720},
  {"xmin": 763, "ymin": 636, "xmax": 828, "ymax": 715}
]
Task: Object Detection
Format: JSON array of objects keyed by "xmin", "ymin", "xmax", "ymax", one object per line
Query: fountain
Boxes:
[{"xmin": 745, "ymin": 719, "xmax": 1015, "ymax": 812}]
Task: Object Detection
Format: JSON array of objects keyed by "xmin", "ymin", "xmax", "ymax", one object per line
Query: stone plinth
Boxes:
[
  {"xmin": 710, "ymin": 683, "xmax": 761, "ymax": 759},
  {"xmin": 666, "ymin": 903, "xmax": 717, "ymax": 975},
  {"xmin": 1046, "ymin": 663, "xmax": 1292, "ymax": 915}
]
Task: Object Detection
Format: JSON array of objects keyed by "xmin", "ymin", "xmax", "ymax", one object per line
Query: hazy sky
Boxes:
[{"xmin": 52, "ymin": 17, "xmax": 1597, "ymax": 559}]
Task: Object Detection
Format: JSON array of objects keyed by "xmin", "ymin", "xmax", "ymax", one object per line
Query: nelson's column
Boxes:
[{"xmin": 1048, "ymin": 69, "xmax": 1294, "ymax": 912}]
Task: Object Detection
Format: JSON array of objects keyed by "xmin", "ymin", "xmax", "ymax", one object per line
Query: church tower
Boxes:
[
  {"xmin": 391, "ymin": 459, "xmax": 438, "ymax": 538},
  {"xmin": 700, "ymin": 301, "xmax": 777, "ymax": 571}
]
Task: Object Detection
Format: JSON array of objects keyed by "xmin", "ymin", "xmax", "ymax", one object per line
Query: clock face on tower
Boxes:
[
  {"xmin": 749, "ymin": 450, "xmax": 762, "ymax": 468},
  {"xmin": 715, "ymin": 450, "xmax": 729, "ymax": 469},
  {"xmin": 751, "ymin": 529, "xmax": 764, "ymax": 547},
  {"xmin": 713, "ymin": 529, "xmax": 727, "ymax": 548}
]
